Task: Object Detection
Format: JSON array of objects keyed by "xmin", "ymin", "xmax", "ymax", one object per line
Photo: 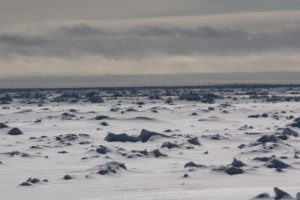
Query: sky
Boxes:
[{"xmin": 1, "ymin": 0, "xmax": 300, "ymax": 79}]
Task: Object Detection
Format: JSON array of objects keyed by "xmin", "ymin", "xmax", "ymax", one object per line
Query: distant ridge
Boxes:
[{"xmin": 1, "ymin": 71, "xmax": 300, "ymax": 89}]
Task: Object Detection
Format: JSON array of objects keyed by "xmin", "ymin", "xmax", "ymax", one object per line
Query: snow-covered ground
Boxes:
[{"xmin": 0, "ymin": 86, "xmax": 299, "ymax": 200}]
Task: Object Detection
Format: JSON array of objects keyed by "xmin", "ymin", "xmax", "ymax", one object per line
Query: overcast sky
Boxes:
[{"xmin": 1, "ymin": 0, "xmax": 300, "ymax": 78}]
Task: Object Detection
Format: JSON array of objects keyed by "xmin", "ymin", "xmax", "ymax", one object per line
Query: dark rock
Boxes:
[
  {"xmin": 95, "ymin": 115, "xmax": 109, "ymax": 120},
  {"xmin": 248, "ymin": 114, "xmax": 260, "ymax": 118},
  {"xmin": 273, "ymin": 187, "xmax": 293, "ymax": 200},
  {"xmin": 179, "ymin": 93, "xmax": 201, "ymax": 101},
  {"xmin": 100, "ymin": 122, "xmax": 109, "ymax": 126},
  {"xmin": 0, "ymin": 122, "xmax": 8, "ymax": 129},
  {"xmin": 282, "ymin": 128, "xmax": 299, "ymax": 137},
  {"xmin": 54, "ymin": 133, "xmax": 90, "ymax": 145},
  {"xmin": 96, "ymin": 145, "xmax": 109, "ymax": 154},
  {"xmin": 79, "ymin": 141, "xmax": 91, "ymax": 145},
  {"xmin": 184, "ymin": 161, "xmax": 206, "ymax": 168},
  {"xmin": 212, "ymin": 165, "xmax": 227, "ymax": 172},
  {"xmin": 7, "ymin": 128, "xmax": 23, "ymax": 135},
  {"xmin": 187, "ymin": 137, "xmax": 201, "ymax": 145},
  {"xmin": 97, "ymin": 161, "xmax": 127, "ymax": 175},
  {"xmin": 34, "ymin": 119, "xmax": 42, "ymax": 123},
  {"xmin": 19, "ymin": 177, "xmax": 43, "ymax": 186},
  {"xmin": 183, "ymin": 173, "xmax": 189, "ymax": 178},
  {"xmin": 137, "ymin": 129, "xmax": 170, "ymax": 143},
  {"xmin": 277, "ymin": 135, "xmax": 289, "ymax": 140},
  {"xmin": 130, "ymin": 149, "xmax": 149, "ymax": 157},
  {"xmin": 20, "ymin": 182, "xmax": 32, "ymax": 186},
  {"xmin": 251, "ymin": 193, "xmax": 272, "ymax": 199},
  {"xmin": 251, "ymin": 135, "xmax": 278, "ymax": 146},
  {"xmin": 126, "ymin": 108, "xmax": 138, "ymax": 112},
  {"xmin": 208, "ymin": 107, "xmax": 215, "ymax": 111},
  {"xmin": 289, "ymin": 117, "xmax": 300, "ymax": 128},
  {"xmin": 98, "ymin": 169, "xmax": 109, "ymax": 175},
  {"xmin": 245, "ymin": 132, "xmax": 262, "ymax": 135},
  {"xmin": 202, "ymin": 93, "xmax": 219, "ymax": 103},
  {"xmin": 63, "ymin": 175, "xmax": 73, "ymax": 180},
  {"xmin": 296, "ymin": 192, "xmax": 300, "ymax": 200},
  {"xmin": 257, "ymin": 135, "xmax": 278, "ymax": 144},
  {"xmin": 161, "ymin": 142, "xmax": 180, "ymax": 149},
  {"xmin": 4, "ymin": 151, "xmax": 30, "ymax": 157},
  {"xmin": 231, "ymin": 158, "xmax": 246, "ymax": 167},
  {"xmin": 253, "ymin": 157, "xmax": 272, "ymax": 162},
  {"xmin": 165, "ymin": 97, "xmax": 173, "ymax": 104},
  {"xmin": 152, "ymin": 149, "xmax": 167, "ymax": 158},
  {"xmin": 55, "ymin": 136, "xmax": 62, "ymax": 141},
  {"xmin": 225, "ymin": 167, "xmax": 244, "ymax": 175},
  {"xmin": 30, "ymin": 178, "xmax": 40, "ymax": 184},
  {"xmin": 134, "ymin": 117, "xmax": 155, "ymax": 121},
  {"xmin": 61, "ymin": 112, "xmax": 76, "ymax": 120},
  {"xmin": 201, "ymin": 134, "xmax": 226, "ymax": 140},
  {"xmin": 136, "ymin": 101, "xmax": 144, "ymax": 105},
  {"xmin": 89, "ymin": 96, "xmax": 104, "ymax": 103},
  {"xmin": 149, "ymin": 95, "xmax": 161, "ymax": 100},
  {"xmin": 266, "ymin": 159, "xmax": 290, "ymax": 169},
  {"xmin": 105, "ymin": 132, "xmax": 140, "ymax": 143}
]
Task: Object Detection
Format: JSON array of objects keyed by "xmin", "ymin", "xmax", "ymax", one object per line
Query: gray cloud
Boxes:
[
  {"xmin": 1, "ymin": 23, "xmax": 300, "ymax": 60},
  {"xmin": 1, "ymin": 0, "xmax": 300, "ymax": 28},
  {"xmin": 1, "ymin": 2, "xmax": 300, "ymax": 81}
]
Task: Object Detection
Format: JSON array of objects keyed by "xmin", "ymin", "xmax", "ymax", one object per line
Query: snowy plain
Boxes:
[{"xmin": 0, "ymin": 86, "xmax": 299, "ymax": 200}]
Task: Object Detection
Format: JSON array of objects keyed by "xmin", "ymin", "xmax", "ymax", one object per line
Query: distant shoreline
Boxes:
[
  {"xmin": 1, "ymin": 71, "xmax": 300, "ymax": 89},
  {"xmin": 2, "ymin": 83, "xmax": 300, "ymax": 92}
]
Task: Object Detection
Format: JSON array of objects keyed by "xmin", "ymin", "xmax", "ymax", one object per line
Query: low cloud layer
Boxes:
[
  {"xmin": 1, "ymin": 9, "xmax": 300, "ymax": 78},
  {"xmin": 2, "ymin": 23, "xmax": 300, "ymax": 59}
]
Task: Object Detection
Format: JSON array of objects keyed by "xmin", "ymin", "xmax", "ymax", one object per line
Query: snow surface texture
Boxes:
[{"xmin": 0, "ymin": 86, "xmax": 300, "ymax": 200}]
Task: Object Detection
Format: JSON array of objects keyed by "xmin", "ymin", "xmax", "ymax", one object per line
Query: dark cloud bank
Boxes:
[{"xmin": 1, "ymin": 23, "xmax": 300, "ymax": 59}]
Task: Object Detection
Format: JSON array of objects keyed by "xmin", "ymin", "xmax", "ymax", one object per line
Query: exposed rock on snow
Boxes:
[
  {"xmin": 0, "ymin": 122, "xmax": 8, "ymax": 128},
  {"xmin": 61, "ymin": 112, "xmax": 76, "ymax": 120},
  {"xmin": 100, "ymin": 122, "xmax": 109, "ymax": 126},
  {"xmin": 105, "ymin": 132, "xmax": 140, "ymax": 142},
  {"xmin": 231, "ymin": 158, "xmax": 246, "ymax": 168},
  {"xmin": 265, "ymin": 159, "xmax": 291, "ymax": 170},
  {"xmin": 161, "ymin": 142, "xmax": 180, "ymax": 149},
  {"xmin": 251, "ymin": 193, "xmax": 272, "ymax": 200},
  {"xmin": 184, "ymin": 161, "xmax": 207, "ymax": 168},
  {"xmin": 95, "ymin": 115, "xmax": 109, "ymax": 120},
  {"xmin": 20, "ymin": 178, "xmax": 48, "ymax": 186},
  {"xmin": 187, "ymin": 137, "xmax": 201, "ymax": 145},
  {"xmin": 273, "ymin": 187, "xmax": 293, "ymax": 200},
  {"xmin": 225, "ymin": 166, "xmax": 244, "ymax": 175},
  {"xmin": 63, "ymin": 175, "xmax": 74, "ymax": 180},
  {"xmin": 96, "ymin": 145, "xmax": 110, "ymax": 154},
  {"xmin": 289, "ymin": 118, "xmax": 300, "ymax": 128},
  {"xmin": 97, "ymin": 161, "xmax": 127, "ymax": 175},
  {"xmin": 251, "ymin": 135, "xmax": 278, "ymax": 146},
  {"xmin": 151, "ymin": 149, "xmax": 167, "ymax": 158},
  {"xmin": 282, "ymin": 128, "xmax": 299, "ymax": 137},
  {"xmin": 137, "ymin": 129, "xmax": 171, "ymax": 143},
  {"xmin": 88, "ymin": 96, "xmax": 104, "ymax": 103},
  {"xmin": 7, "ymin": 127, "xmax": 23, "ymax": 135}
]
